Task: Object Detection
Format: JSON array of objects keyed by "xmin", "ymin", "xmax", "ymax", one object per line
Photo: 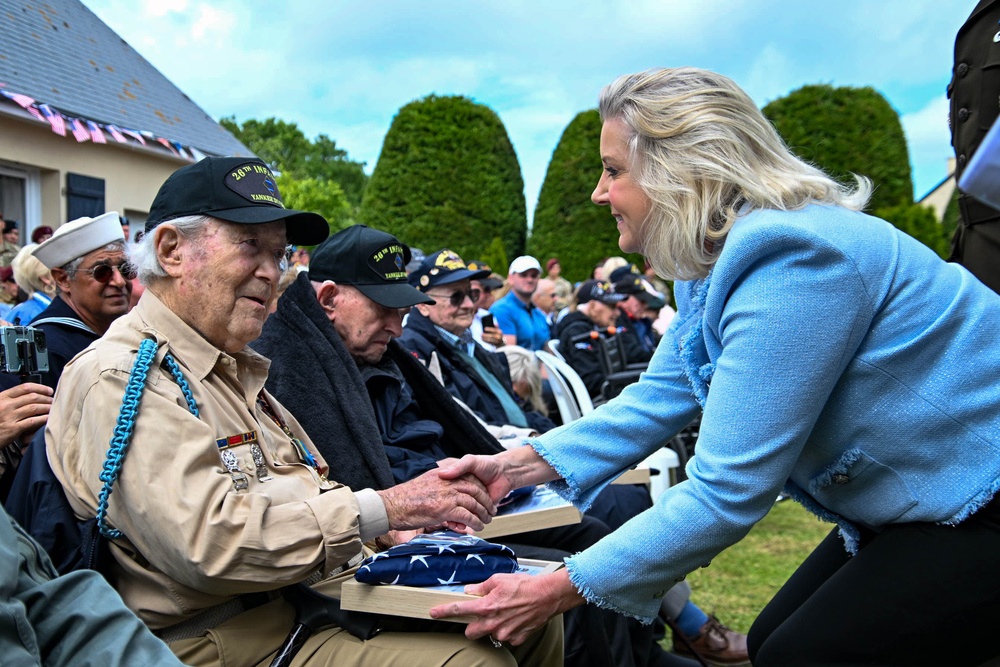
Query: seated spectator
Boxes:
[
  {"xmin": 610, "ymin": 265, "xmax": 661, "ymax": 364},
  {"xmin": 491, "ymin": 255, "xmax": 550, "ymax": 351},
  {"xmin": 544, "ymin": 258, "xmax": 573, "ymax": 312},
  {"xmin": 531, "ymin": 278, "xmax": 559, "ymax": 334},
  {"xmin": 466, "ymin": 261, "xmax": 505, "ymax": 351},
  {"xmin": 0, "ymin": 212, "xmax": 132, "ymax": 390},
  {"xmin": 7, "ymin": 243, "xmax": 56, "ymax": 325},
  {"xmin": 402, "ymin": 250, "xmax": 556, "ymax": 435},
  {"xmin": 499, "ymin": 345, "xmax": 548, "ymax": 418},
  {"xmin": 45, "ymin": 159, "xmax": 560, "ymax": 666},
  {"xmin": 1, "ymin": 218, "xmax": 21, "ymax": 267},
  {"xmin": 554, "ymin": 280, "xmax": 627, "ymax": 399},
  {"xmin": 0, "ymin": 266, "xmax": 18, "ymax": 321},
  {"xmin": 30, "ymin": 225, "xmax": 53, "ymax": 244}
]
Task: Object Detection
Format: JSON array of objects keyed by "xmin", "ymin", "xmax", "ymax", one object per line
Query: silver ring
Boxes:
[{"xmin": 489, "ymin": 635, "xmax": 503, "ymax": 649}]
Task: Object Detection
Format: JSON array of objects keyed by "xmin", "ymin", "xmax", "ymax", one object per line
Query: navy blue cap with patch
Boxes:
[
  {"xmin": 309, "ymin": 225, "xmax": 433, "ymax": 308},
  {"xmin": 408, "ymin": 249, "xmax": 490, "ymax": 291},
  {"xmin": 145, "ymin": 157, "xmax": 330, "ymax": 246}
]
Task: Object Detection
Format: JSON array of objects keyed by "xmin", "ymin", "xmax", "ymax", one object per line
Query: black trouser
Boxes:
[{"xmin": 748, "ymin": 496, "xmax": 1000, "ymax": 666}]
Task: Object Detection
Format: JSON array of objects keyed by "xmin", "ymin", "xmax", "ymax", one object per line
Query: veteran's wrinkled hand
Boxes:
[
  {"xmin": 430, "ymin": 569, "xmax": 585, "ymax": 646},
  {"xmin": 378, "ymin": 468, "xmax": 497, "ymax": 533}
]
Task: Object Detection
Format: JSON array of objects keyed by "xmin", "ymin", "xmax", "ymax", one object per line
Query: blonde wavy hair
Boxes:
[{"xmin": 598, "ymin": 67, "xmax": 872, "ymax": 281}]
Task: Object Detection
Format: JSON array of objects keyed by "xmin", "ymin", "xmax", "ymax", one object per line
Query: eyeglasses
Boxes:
[
  {"xmin": 427, "ymin": 288, "xmax": 481, "ymax": 307},
  {"xmin": 72, "ymin": 261, "xmax": 137, "ymax": 283}
]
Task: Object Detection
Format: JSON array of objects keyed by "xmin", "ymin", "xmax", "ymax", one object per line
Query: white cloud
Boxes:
[
  {"xmin": 191, "ymin": 4, "xmax": 235, "ymax": 40},
  {"xmin": 902, "ymin": 95, "xmax": 953, "ymax": 197},
  {"xmin": 141, "ymin": 0, "xmax": 187, "ymax": 18}
]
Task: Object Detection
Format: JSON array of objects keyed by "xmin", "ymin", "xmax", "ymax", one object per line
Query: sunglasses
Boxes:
[
  {"xmin": 73, "ymin": 261, "xmax": 138, "ymax": 284},
  {"xmin": 428, "ymin": 288, "xmax": 481, "ymax": 307}
]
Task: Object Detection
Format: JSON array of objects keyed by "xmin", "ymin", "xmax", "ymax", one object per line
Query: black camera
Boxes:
[{"xmin": 0, "ymin": 326, "xmax": 50, "ymax": 381}]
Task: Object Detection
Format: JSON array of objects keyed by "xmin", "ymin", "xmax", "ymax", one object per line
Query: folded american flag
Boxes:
[{"xmin": 355, "ymin": 531, "xmax": 517, "ymax": 586}]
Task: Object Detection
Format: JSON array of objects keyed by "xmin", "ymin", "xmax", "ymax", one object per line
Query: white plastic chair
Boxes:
[
  {"xmin": 535, "ymin": 351, "xmax": 581, "ymax": 422},
  {"xmin": 547, "ymin": 339, "xmax": 566, "ymax": 362},
  {"xmin": 536, "ymin": 350, "xmax": 594, "ymax": 417}
]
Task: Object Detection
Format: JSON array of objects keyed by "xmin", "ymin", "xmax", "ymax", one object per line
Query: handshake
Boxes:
[{"xmin": 374, "ymin": 452, "xmax": 532, "ymax": 535}]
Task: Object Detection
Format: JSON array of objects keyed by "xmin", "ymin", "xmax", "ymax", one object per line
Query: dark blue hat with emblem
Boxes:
[
  {"xmin": 144, "ymin": 156, "xmax": 329, "ymax": 246},
  {"xmin": 309, "ymin": 224, "xmax": 433, "ymax": 309},
  {"xmin": 408, "ymin": 249, "xmax": 491, "ymax": 291}
]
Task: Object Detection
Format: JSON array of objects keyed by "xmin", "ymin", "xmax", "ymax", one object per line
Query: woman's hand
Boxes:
[
  {"xmin": 429, "ymin": 569, "xmax": 585, "ymax": 645},
  {"xmin": 438, "ymin": 448, "xmax": 561, "ymax": 505}
]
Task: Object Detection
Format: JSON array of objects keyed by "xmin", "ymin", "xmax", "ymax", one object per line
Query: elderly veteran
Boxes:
[
  {"xmin": 0, "ymin": 212, "xmax": 132, "ymax": 390},
  {"xmin": 45, "ymin": 158, "xmax": 558, "ymax": 667}
]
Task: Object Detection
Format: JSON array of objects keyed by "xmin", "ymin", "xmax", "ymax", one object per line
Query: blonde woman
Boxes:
[
  {"xmin": 433, "ymin": 67, "xmax": 1000, "ymax": 667},
  {"xmin": 7, "ymin": 244, "xmax": 55, "ymax": 325}
]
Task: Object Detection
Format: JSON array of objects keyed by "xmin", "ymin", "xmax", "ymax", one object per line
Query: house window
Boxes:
[
  {"xmin": 66, "ymin": 173, "xmax": 105, "ymax": 221},
  {"xmin": 0, "ymin": 173, "xmax": 26, "ymax": 245}
]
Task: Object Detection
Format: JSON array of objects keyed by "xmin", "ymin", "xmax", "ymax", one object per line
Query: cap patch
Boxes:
[
  {"xmin": 369, "ymin": 244, "xmax": 408, "ymax": 282},
  {"xmin": 434, "ymin": 250, "xmax": 467, "ymax": 271},
  {"xmin": 224, "ymin": 162, "xmax": 285, "ymax": 209}
]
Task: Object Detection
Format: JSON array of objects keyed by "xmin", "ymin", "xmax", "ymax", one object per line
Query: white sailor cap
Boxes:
[{"xmin": 32, "ymin": 212, "xmax": 125, "ymax": 269}]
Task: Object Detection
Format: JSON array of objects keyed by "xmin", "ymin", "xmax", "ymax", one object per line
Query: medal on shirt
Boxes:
[
  {"xmin": 248, "ymin": 442, "xmax": 273, "ymax": 483},
  {"xmin": 219, "ymin": 450, "xmax": 249, "ymax": 491}
]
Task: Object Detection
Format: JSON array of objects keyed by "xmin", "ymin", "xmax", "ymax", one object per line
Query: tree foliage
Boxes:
[
  {"xmin": 220, "ymin": 116, "xmax": 368, "ymax": 213},
  {"xmin": 359, "ymin": 95, "xmax": 527, "ymax": 261},
  {"xmin": 876, "ymin": 202, "xmax": 952, "ymax": 258},
  {"xmin": 763, "ymin": 85, "xmax": 913, "ymax": 212},
  {"xmin": 276, "ymin": 175, "xmax": 353, "ymax": 234},
  {"xmin": 529, "ymin": 110, "xmax": 643, "ymax": 283}
]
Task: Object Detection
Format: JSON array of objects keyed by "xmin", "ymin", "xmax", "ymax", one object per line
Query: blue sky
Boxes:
[{"xmin": 85, "ymin": 0, "xmax": 973, "ymax": 223}]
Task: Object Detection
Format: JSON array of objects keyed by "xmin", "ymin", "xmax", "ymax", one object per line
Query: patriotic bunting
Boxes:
[{"xmin": 0, "ymin": 82, "xmax": 201, "ymax": 161}]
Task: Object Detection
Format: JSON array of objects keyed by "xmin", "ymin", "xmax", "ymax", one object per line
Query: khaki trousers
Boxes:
[{"xmin": 169, "ymin": 596, "xmax": 563, "ymax": 667}]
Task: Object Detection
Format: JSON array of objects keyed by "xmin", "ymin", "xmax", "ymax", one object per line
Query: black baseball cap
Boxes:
[
  {"xmin": 145, "ymin": 157, "xmax": 329, "ymax": 246},
  {"xmin": 577, "ymin": 280, "xmax": 626, "ymax": 306},
  {"xmin": 408, "ymin": 249, "xmax": 491, "ymax": 291},
  {"xmin": 309, "ymin": 225, "xmax": 433, "ymax": 308}
]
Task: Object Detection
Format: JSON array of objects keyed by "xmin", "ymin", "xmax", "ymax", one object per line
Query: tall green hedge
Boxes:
[
  {"xmin": 763, "ymin": 85, "xmax": 913, "ymax": 212},
  {"xmin": 359, "ymin": 95, "xmax": 527, "ymax": 261},
  {"xmin": 529, "ymin": 110, "xmax": 643, "ymax": 283}
]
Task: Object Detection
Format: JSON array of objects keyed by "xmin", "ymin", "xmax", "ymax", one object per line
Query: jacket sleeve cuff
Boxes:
[{"xmin": 355, "ymin": 488, "xmax": 390, "ymax": 542}]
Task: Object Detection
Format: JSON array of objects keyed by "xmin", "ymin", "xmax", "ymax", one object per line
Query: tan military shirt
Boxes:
[{"xmin": 47, "ymin": 291, "xmax": 388, "ymax": 629}]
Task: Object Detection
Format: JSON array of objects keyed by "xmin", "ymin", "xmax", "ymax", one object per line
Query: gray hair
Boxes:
[
  {"xmin": 598, "ymin": 67, "xmax": 871, "ymax": 281},
  {"xmin": 60, "ymin": 240, "xmax": 127, "ymax": 274},
  {"xmin": 128, "ymin": 215, "xmax": 209, "ymax": 285},
  {"xmin": 499, "ymin": 346, "xmax": 547, "ymax": 416}
]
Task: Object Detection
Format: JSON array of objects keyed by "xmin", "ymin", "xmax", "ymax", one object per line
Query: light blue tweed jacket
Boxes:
[{"xmin": 531, "ymin": 204, "xmax": 1000, "ymax": 621}]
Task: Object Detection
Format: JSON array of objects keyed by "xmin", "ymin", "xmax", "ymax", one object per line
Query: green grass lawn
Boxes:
[{"xmin": 683, "ymin": 499, "xmax": 835, "ymax": 634}]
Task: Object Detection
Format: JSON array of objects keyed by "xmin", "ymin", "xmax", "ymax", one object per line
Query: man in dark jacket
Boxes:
[
  {"xmin": 949, "ymin": 0, "xmax": 1000, "ymax": 293},
  {"xmin": 400, "ymin": 249, "xmax": 557, "ymax": 435},
  {"xmin": 555, "ymin": 280, "xmax": 627, "ymax": 399}
]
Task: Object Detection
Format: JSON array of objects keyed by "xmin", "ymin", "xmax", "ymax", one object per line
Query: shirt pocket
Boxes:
[{"xmin": 807, "ymin": 449, "xmax": 917, "ymax": 527}]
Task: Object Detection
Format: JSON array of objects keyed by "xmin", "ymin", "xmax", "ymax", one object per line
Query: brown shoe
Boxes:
[{"xmin": 673, "ymin": 615, "xmax": 750, "ymax": 666}]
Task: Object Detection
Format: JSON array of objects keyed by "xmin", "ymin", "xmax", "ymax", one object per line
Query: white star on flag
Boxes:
[
  {"xmin": 410, "ymin": 555, "xmax": 430, "ymax": 568},
  {"xmin": 437, "ymin": 570, "xmax": 460, "ymax": 585}
]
